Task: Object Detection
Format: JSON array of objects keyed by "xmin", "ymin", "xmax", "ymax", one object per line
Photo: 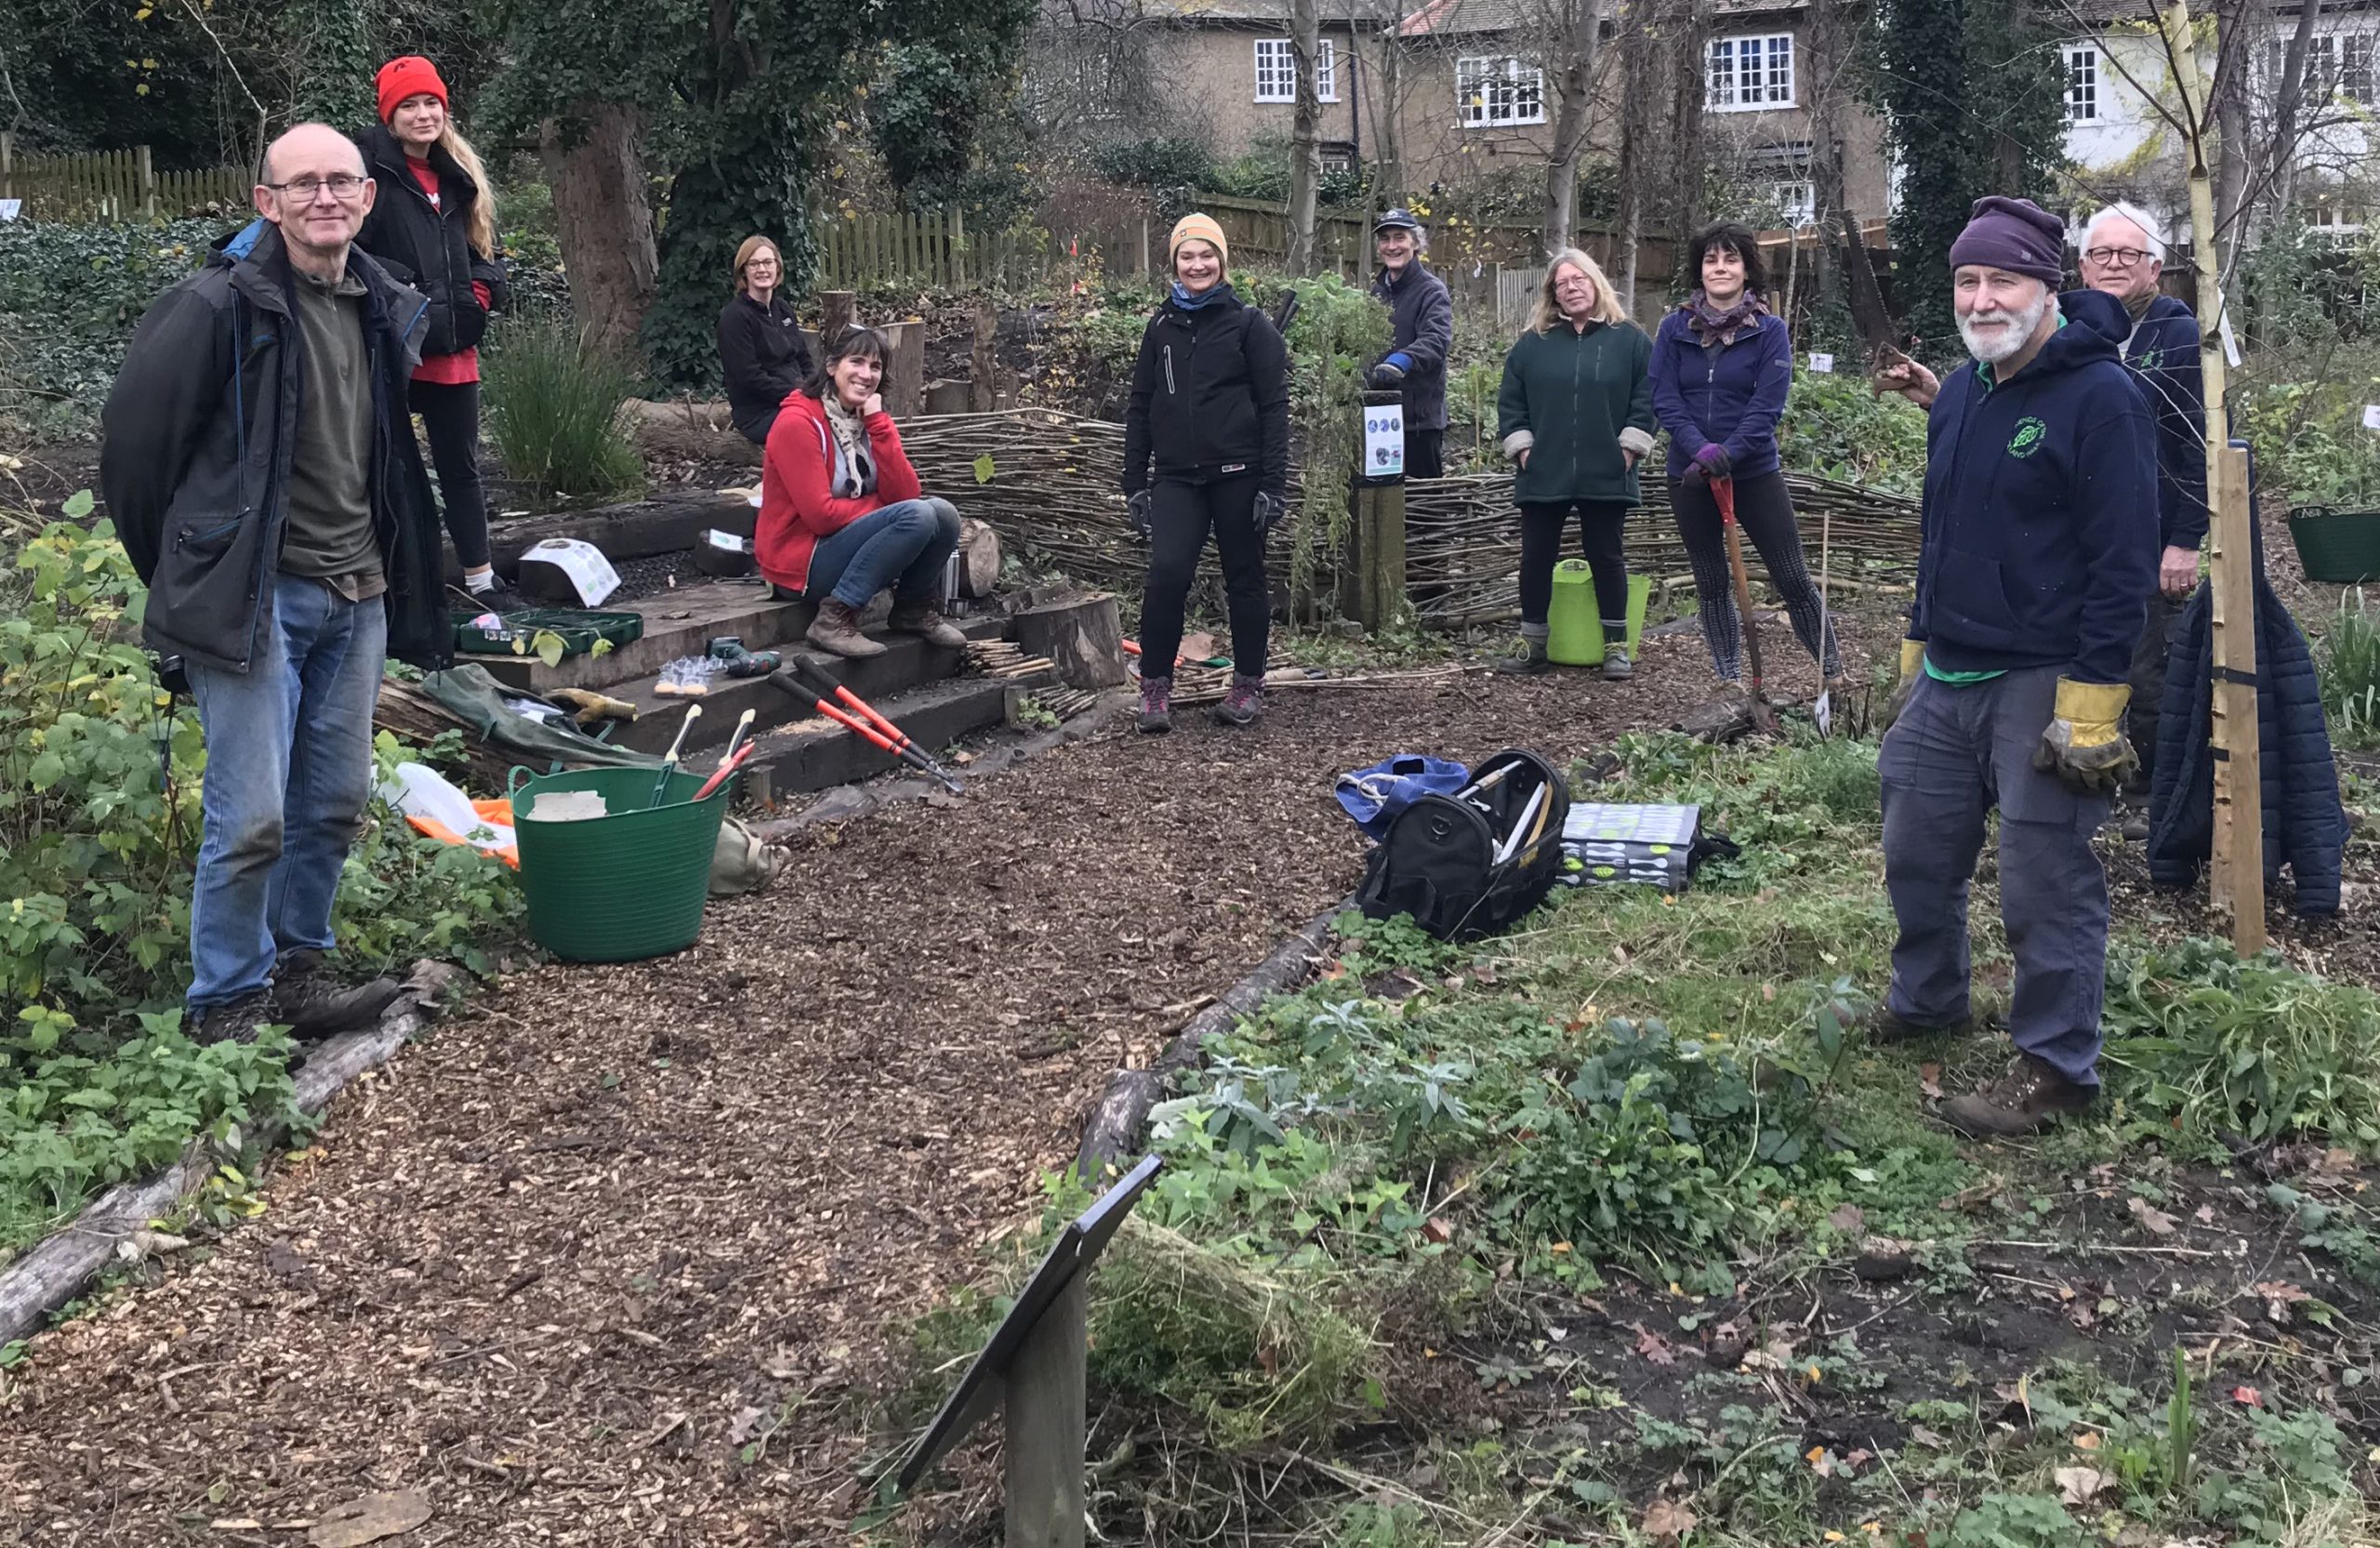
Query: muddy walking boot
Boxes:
[
  {"xmin": 888, "ymin": 599, "xmax": 966, "ymax": 650},
  {"xmin": 1138, "ymin": 674, "xmax": 1173, "ymax": 734},
  {"xmin": 1213, "ymin": 673, "xmax": 1263, "ymax": 727},
  {"xmin": 1494, "ymin": 624, "xmax": 1551, "ymax": 676},
  {"xmin": 807, "ymin": 598, "xmax": 886, "ymax": 658},
  {"xmin": 1857, "ymin": 1001, "xmax": 1986, "ymax": 1045},
  {"xmin": 1601, "ymin": 628, "xmax": 1633, "ymax": 681},
  {"xmin": 273, "ymin": 947, "xmax": 403, "ymax": 1039},
  {"xmin": 193, "ymin": 988, "xmax": 278, "ymax": 1047},
  {"xmin": 1942, "ymin": 1053, "xmax": 2095, "ymax": 1137}
]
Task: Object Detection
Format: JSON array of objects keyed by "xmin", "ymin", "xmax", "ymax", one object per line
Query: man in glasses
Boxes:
[
  {"xmin": 2078, "ymin": 202, "xmax": 2207, "ymax": 835},
  {"xmin": 102, "ymin": 124, "xmax": 449, "ymax": 1044}
]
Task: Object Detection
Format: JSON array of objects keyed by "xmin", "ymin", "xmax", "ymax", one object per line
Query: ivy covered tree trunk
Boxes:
[
  {"xmin": 541, "ymin": 105, "xmax": 658, "ymax": 363},
  {"xmin": 1287, "ymin": 0, "xmax": 1322, "ymax": 275},
  {"xmin": 287, "ymin": 0, "xmax": 377, "ymax": 131}
]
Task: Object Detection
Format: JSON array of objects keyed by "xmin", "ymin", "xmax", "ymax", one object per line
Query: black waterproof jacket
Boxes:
[
  {"xmin": 1121, "ymin": 286, "xmax": 1291, "ymax": 498},
  {"xmin": 100, "ymin": 220, "xmax": 450, "ymax": 674},
  {"xmin": 718, "ymin": 293, "xmax": 814, "ymax": 437},
  {"xmin": 354, "ymin": 124, "xmax": 508, "ymax": 359}
]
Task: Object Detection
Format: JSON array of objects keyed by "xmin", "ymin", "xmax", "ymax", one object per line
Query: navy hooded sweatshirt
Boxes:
[
  {"xmin": 2123, "ymin": 293, "xmax": 2209, "ymax": 551},
  {"xmin": 1648, "ymin": 308, "xmax": 1793, "ymax": 480},
  {"xmin": 1910, "ymin": 287, "xmax": 2159, "ymax": 686}
]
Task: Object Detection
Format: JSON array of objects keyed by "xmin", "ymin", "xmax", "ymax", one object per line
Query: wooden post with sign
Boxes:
[
  {"xmin": 2162, "ymin": 0, "xmax": 2265, "ymax": 954},
  {"xmin": 1343, "ymin": 390, "xmax": 1409, "ymax": 631}
]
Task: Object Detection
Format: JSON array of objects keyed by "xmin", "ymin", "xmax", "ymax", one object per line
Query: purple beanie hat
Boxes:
[{"xmin": 1947, "ymin": 196, "xmax": 2067, "ymax": 286}]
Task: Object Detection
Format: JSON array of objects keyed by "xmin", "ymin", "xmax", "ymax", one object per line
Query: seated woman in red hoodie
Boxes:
[{"xmin": 759, "ymin": 326, "xmax": 966, "ymax": 657}]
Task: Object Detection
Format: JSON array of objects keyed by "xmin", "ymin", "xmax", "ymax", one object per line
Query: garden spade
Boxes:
[{"xmin": 1712, "ymin": 477, "xmax": 1778, "ymax": 735}]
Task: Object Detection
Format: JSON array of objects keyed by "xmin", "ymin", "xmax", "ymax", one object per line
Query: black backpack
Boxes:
[{"xmin": 1355, "ymin": 748, "xmax": 1572, "ymax": 942}]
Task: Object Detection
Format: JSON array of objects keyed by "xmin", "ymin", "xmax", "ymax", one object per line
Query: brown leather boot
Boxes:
[
  {"xmin": 806, "ymin": 598, "xmax": 886, "ymax": 658},
  {"xmin": 1942, "ymin": 1054, "xmax": 2095, "ymax": 1137},
  {"xmin": 888, "ymin": 600, "xmax": 966, "ymax": 649},
  {"xmin": 272, "ymin": 948, "xmax": 403, "ymax": 1039}
]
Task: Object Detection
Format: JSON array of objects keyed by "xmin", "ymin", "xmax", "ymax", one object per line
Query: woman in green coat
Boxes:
[{"xmin": 1495, "ymin": 247, "xmax": 1657, "ymax": 679}]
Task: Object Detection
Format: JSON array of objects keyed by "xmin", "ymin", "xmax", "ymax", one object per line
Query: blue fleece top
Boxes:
[
  {"xmin": 2123, "ymin": 293, "xmax": 2210, "ymax": 551},
  {"xmin": 1910, "ymin": 287, "xmax": 2160, "ymax": 685},
  {"xmin": 1648, "ymin": 309, "xmax": 1793, "ymax": 480}
]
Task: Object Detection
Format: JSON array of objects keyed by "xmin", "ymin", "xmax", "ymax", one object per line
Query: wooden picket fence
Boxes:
[
  {"xmin": 812, "ymin": 207, "xmax": 1060, "ymax": 291},
  {"xmin": 0, "ymin": 135, "xmax": 250, "ymax": 223}
]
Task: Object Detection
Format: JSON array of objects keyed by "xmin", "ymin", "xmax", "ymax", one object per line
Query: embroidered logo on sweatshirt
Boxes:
[{"xmin": 2007, "ymin": 417, "xmax": 2048, "ymax": 458}]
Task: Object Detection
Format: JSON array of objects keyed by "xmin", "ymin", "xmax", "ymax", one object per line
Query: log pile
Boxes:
[{"xmin": 964, "ymin": 639, "xmax": 1059, "ymax": 681}]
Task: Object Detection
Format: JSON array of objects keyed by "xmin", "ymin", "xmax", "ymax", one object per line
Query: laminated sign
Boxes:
[
  {"xmin": 1560, "ymin": 802, "xmax": 1701, "ymax": 890},
  {"xmin": 1364, "ymin": 403, "xmax": 1406, "ymax": 480},
  {"xmin": 520, "ymin": 537, "xmax": 621, "ymax": 607}
]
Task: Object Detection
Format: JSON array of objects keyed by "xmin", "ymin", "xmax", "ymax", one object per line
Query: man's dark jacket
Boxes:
[
  {"xmin": 1371, "ymin": 260, "xmax": 1453, "ymax": 430},
  {"xmin": 2124, "ymin": 293, "xmax": 2209, "ymax": 551},
  {"xmin": 353, "ymin": 124, "xmax": 509, "ymax": 358},
  {"xmin": 100, "ymin": 220, "xmax": 451, "ymax": 674},
  {"xmin": 1909, "ymin": 287, "xmax": 2159, "ymax": 685}
]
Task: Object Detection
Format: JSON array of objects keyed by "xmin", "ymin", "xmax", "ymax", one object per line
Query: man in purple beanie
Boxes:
[{"xmin": 1870, "ymin": 195, "xmax": 2160, "ymax": 1136}]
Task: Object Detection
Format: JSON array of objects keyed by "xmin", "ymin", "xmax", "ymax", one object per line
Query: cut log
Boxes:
[
  {"xmin": 881, "ymin": 319, "xmax": 926, "ymax": 419},
  {"xmin": 818, "ymin": 290, "xmax": 855, "ymax": 344},
  {"xmin": 957, "ymin": 518, "xmax": 1003, "ymax": 599},
  {"xmin": 618, "ymin": 398, "xmax": 760, "ymax": 469},
  {"xmin": 970, "ymin": 303, "xmax": 998, "ymax": 414},
  {"xmin": 1012, "ymin": 590, "xmax": 1128, "ymax": 690}
]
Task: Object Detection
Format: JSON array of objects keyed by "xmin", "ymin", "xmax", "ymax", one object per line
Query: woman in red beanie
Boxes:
[{"xmin": 356, "ymin": 56, "xmax": 516, "ymax": 608}]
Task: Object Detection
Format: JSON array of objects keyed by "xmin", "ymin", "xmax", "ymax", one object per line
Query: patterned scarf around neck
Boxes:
[
  {"xmin": 1684, "ymin": 289, "xmax": 1769, "ymax": 348},
  {"xmin": 821, "ymin": 393, "xmax": 875, "ymax": 497}
]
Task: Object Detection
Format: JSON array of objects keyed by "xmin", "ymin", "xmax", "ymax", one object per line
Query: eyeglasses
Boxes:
[
  {"xmin": 263, "ymin": 175, "xmax": 368, "ymax": 203},
  {"xmin": 2083, "ymin": 245, "xmax": 2151, "ymax": 267}
]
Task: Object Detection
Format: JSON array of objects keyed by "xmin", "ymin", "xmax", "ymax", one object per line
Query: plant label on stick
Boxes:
[
  {"xmin": 2362, "ymin": 404, "xmax": 2380, "ymax": 431},
  {"xmin": 1808, "ymin": 352, "xmax": 1835, "ymax": 375}
]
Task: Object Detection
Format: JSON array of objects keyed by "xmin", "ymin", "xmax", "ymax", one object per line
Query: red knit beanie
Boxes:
[{"xmin": 376, "ymin": 57, "xmax": 449, "ymax": 125}]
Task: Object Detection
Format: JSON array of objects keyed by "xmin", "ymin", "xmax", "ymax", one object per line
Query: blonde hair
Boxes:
[
  {"xmin": 734, "ymin": 234, "xmax": 783, "ymax": 291},
  {"xmin": 1530, "ymin": 247, "xmax": 1626, "ymax": 332},
  {"xmin": 439, "ymin": 121, "xmax": 496, "ymax": 258}
]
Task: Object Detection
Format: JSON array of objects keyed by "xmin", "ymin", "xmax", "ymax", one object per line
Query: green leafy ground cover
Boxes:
[{"xmin": 876, "ymin": 732, "xmax": 2380, "ymax": 1547}]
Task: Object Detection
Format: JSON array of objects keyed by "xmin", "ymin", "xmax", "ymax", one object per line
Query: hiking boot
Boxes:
[
  {"xmin": 1138, "ymin": 674, "xmax": 1173, "ymax": 734},
  {"xmin": 1602, "ymin": 642, "xmax": 1633, "ymax": 681},
  {"xmin": 466, "ymin": 576, "xmax": 532, "ymax": 614},
  {"xmin": 193, "ymin": 988, "xmax": 278, "ymax": 1047},
  {"xmin": 1942, "ymin": 1053, "xmax": 2096, "ymax": 1137},
  {"xmin": 1213, "ymin": 673, "xmax": 1263, "ymax": 727},
  {"xmin": 1857, "ymin": 1002, "xmax": 1984, "ymax": 1044},
  {"xmin": 273, "ymin": 947, "xmax": 403, "ymax": 1039},
  {"xmin": 806, "ymin": 599, "xmax": 886, "ymax": 658},
  {"xmin": 1494, "ymin": 632, "xmax": 1551, "ymax": 675},
  {"xmin": 888, "ymin": 600, "xmax": 966, "ymax": 650}
]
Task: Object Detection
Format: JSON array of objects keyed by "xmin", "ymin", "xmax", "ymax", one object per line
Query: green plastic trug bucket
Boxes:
[
  {"xmin": 2287, "ymin": 507, "xmax": 2380, "ymax": 584},
  {"xmin": 509, "ymin": 766, "xmax": 729, "ymax": 962},
  {"xmin": 1546, "ymin": 562, "xmax": 1653, "ymax": 666}
]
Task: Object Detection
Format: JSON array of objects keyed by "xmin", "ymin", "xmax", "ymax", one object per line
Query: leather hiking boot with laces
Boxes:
[
  {"xmin": 1213, "ymin": 673, "xmax": 1263, "ymax": 727},
  {"xmin": 1494, "ymin": 632, "xmax": 1550, "ymax": 675},
  {"xmin": 888, "ymin": 600, "xmax": 966, "ymax": 650},
  {"xmin": 274, "ymin": 947, "xmax": 403, "ymax": 1039},
  {"xmin": 1942, "ymin": 1053, "xmax": 2095, "ymax": 1137},
  {"xmin": 806, "ymin": 599, "xmax": 886, "ymax": 658},
  {"xmin": 1858, "ymin": 1001, "xmax": 1986, "ymax": 1045},
  {"xmin": 1601, "ymin": 642, "xmax": 1633, "ymax": 681},
  {"xmin": 1138, "ymin": 674, "xmax": 1173, "ymax": 734},
  {"xmin": 193, "ymin": 988, "xmax": 278, "ymax": 1046}
]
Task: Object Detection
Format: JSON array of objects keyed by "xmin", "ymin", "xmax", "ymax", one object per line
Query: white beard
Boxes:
[{"xmin": 1960, "ymin": 290, "xmax": 2052, "ymax": 365}]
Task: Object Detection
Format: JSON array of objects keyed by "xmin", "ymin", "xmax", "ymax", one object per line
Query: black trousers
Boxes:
[
  {"xmin": 1670, "ymin": 470, "xmax": 1842, "ymax": 681},
  {"xmin": 409, "ymin": 379, "xmax": 491, "ymax": 571},
  {"xmin": 1518, "ymin": 499, "xmax": 1630, "ymax": 639},
  {"xmin": 1140, "ymin": 475, "xmax": 1269, "ymax": 678},
  {"xmin": 1406, "ymin": 427, "xmax": 1445, "ymax": 480}
]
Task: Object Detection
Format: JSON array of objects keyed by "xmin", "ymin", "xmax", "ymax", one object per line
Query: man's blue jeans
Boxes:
[
  {"xmin": 183, "ymin": 573, "xmax": 388, "ymax": 1014},
  {"xmin": 807, "ymin": 496, "xmax": 961, "ymax": 609}
]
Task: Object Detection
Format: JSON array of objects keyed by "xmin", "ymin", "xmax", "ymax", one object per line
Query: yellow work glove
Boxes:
[
  {"xmin": 1882, "ymin": 639, "xmax": 1925, "ymax": 730},
  {"xmin": 2031, "ymin": 678, "xmax": 2136, "ymax": 795},
  {"xmin": 549, "ymin": 688, "xmax": 638, "ymax": 726}
]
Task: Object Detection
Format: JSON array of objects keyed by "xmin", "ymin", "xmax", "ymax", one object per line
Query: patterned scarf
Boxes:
[
  {"xmin": 1684, "ymin": 288, "xmax": 1769, "ymax": 348},
  {"xmin": 820, "ymin": 393, "xmax": 875, "ymax": 497}
]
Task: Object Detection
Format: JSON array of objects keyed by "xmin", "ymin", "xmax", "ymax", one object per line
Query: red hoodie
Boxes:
[{"xmin": 757, "ymin": 391, "xmax": 924, "ymax": 595}]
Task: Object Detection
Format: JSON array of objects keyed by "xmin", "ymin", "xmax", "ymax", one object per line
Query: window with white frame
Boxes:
[
  {"xmin": 1707, "ymin": 33, "xmax": 1794, "ymax": 111},
  {"xmin": 2268, "ymin": 33, "xmax": 2376, "ymax": 103},
  {"xmin": 2065, "ymin": 44, "xmax": 2100, "ymax": 122},
  {"xmin": 1769, "ymin": 180, "xmax": 1816, "ymax": 225},
  {"xmin": 1253, "ymin": 37, "xmax": 1339, "ymax": 103},
  {"xmin": 1457, "ymin": 56, "xmax": 1546, "ymax": 127}
]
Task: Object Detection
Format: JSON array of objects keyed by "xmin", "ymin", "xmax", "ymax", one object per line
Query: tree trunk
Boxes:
[
  {"xmin": 1374, "ymin": 0, "xmax": 1408, "ymax": 203},
  {"xmin": 1672, "ymin": 0, "xmax": 1710, "ymax": 281},
  {"xmin": 1614, "ymin": 10, "xmax": 1654, "ymax": 312},
  {"xmin": 1805, "ymin": 0, "xmax": 1848, "ymax": 320},
  {"xmin": 1539, "ymin": 0, "xmax": 1602, "ymax": 257},
  {"xmin": 1288, "ymin": 0, "xmax": 1324, "ymax": 275},
  {"xmin": 541, "ymin": 105, "xmax": 658, "ymax": 364},
  {"xmin": 2264, "ymin": 0, "xmax": 2321, "ymax": 239}
]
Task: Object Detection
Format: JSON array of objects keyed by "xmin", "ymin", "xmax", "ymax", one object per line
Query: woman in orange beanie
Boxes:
[
  {"xmin": 1119, "ymin": 212, "xmax": 1290, "ymax": 732},
  {"xmin": 356, "ymin": 56, "xmax": 515, "ymax": 607}
]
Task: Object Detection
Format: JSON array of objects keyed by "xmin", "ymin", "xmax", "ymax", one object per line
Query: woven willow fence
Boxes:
[{"xmin": 896, "ymin": 408, "xmax": 1922, "ymax": 628}]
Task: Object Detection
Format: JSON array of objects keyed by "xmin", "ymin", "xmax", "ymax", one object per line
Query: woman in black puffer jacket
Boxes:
[
  {"xmin": 1120, "ymin": 213, "xmax": 1291, "ymax": 733},
  {"xmin": 356, "ymin": 56, "xmax": 514, "ymax": 607}
]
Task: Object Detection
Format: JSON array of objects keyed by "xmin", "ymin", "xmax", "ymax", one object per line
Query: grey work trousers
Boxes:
[{"xmin": 1877, "ymin": 664, "xmax": 2113, "ymax": 1087}]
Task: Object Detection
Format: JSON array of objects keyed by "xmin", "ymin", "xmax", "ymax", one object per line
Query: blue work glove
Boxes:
[
  {"xmin": 1126, "ymin": 489, "xmax": 1154, "ymax": 541},
  {"xmin": 1369, "ymin": 351, "xmax": 1413, "ymax": 389}
]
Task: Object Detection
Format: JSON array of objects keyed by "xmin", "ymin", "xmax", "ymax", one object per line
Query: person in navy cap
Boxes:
[{"xmin": 1368, "ymin": 209, "xmax": 1453, "ymax": 478}]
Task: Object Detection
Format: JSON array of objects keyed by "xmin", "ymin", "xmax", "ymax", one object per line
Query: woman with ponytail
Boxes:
[{"xmin": 358, "ymin": 56, "xmax": 515, "ymax": 607}]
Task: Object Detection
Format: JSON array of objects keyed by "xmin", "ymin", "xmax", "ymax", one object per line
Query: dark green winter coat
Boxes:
[{"xmin": 1496, "ymin": 319, "xmax": 1658, "ymax": 506}]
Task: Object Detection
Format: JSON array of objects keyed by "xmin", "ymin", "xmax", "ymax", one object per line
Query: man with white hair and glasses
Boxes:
[{"xmin": 2078, "ymin": 201, "xmax": 2208, "ymax": 834}]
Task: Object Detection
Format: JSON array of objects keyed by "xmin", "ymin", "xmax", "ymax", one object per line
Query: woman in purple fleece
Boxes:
[{"xmin": 1649, "ymin": 221, "xmax": 1843, "ymax": 692}]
